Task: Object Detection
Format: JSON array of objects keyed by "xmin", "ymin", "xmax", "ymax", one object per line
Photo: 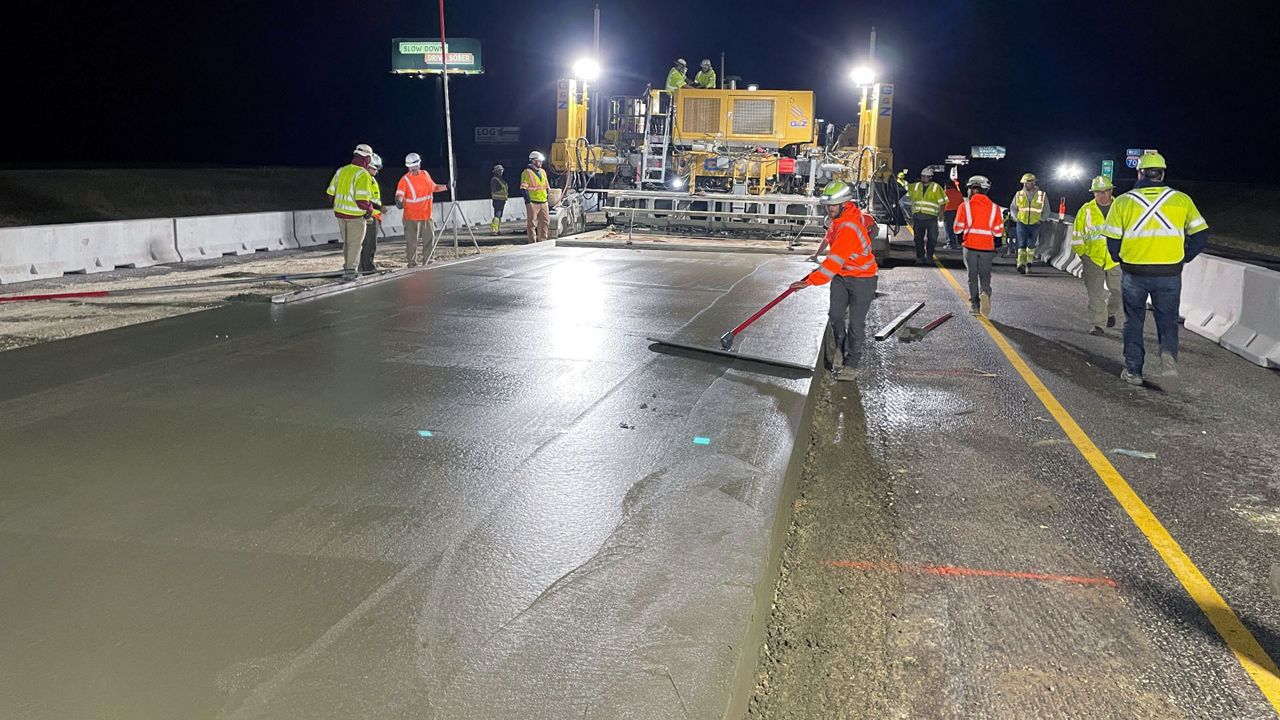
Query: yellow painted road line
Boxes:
[{"xmin": 934, "ymin": 260, "xmax": 1280, "ymax": 712}]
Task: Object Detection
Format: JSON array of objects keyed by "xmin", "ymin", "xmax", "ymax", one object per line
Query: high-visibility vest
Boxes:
[
  {"xmin": 370, "ymin": 180, "xmax": 382, "ymax": 219},
  {"xmin": 491, "ymin": 176, "xmax": 508, "ymax": 201},
  {"xmin": 1012, "ymin": 189, "xmax": 1046, "ymax": 225},
  {"xmin": 1100, "ymin": 186, "xmax": 1208, "ymax": 266},
  {"xmin": 693, "ymin": 69, "xmax": 716, "ymax": 88},
  {"xmin": 1071, "ymin": 199, "xmax": 1119, "ymax": 270},
  {"xmin": 327, "ymin": 163, "xmax": 373, "ymax": 217},
  {"xmin": 907, "ymin": 181, "xmax": 947, "ymax": 217},
  {"xmin": 521, "ymin": 166, "xmax": 549, "ymax": 203},
  {"xmin": 397, "ymin": 170, "xmax": 441, "ymax": 221},
  {"xmin": 953, "ymin": 193, "xmax": 1005, "ymax": 251},
  {"xmin": 665, "ymin": 67, "xmax": 687, "ymax": 91},
  {"xmin": 806, "ymin": 205, "xmax": 878, "ymax": 285}
]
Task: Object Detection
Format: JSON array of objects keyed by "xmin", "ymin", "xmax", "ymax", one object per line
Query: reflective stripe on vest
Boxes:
[
  {"xmin": 1014, "ymin": 189, "xmax": 1045, "ymax": 224},
  {"xmin": 492, "ymin": 177, "xmax": 508, "ymax": 201},
  {"xmin": 908, "ymin": 182, "xmax": 945, "ymax": 216},
  {"xmin": 328, "ymin": 164, "xmax": 372, "ymax": 216},
  {"xmin": 522, "ymin": 168, "xmax": 548, "ymax": 203}
]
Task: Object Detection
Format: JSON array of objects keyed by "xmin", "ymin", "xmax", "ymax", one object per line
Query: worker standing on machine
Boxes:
[
  {"xmin": 693, "ymin": 59, "xmax": 716, "ymax": 88},
  {"xmin": 1011, "ymin": 172, "xmax": 1046, "ymax": 273},
  {"xmin": 490, "ymin": 164, "xmax": 508, "ymax": 235},
  {"xmin": 665, "ymin": 58, "xmax": 689, "ymax": 92},
  {"xmin": 953, "ymin": 175, "xmax": 1004, "ymax": 317},
  {"xmin": 326, "ymin": 143, "xmax": 376, "ymax": 280},
  {"xmin": 522, "ymin": 151, "xmax": 551, "ymax": 243},
  {"xmin": 1071, "ymin": 175, "xmax": 1122, "ymax": 336},
  {"xmin": 358, "ymin": 154, "xmax": 385, "ymax": 274},
  {"xmin": 907, "ymin": 168, "xmax": 947, "ymax": 264},
  {"xmin": 789, "ymin": 181, "xmax": 879, "ymax": 382},
  {"xmin": 1100, "ymin": 152, "xmax": 1209, "ymax": 387}
]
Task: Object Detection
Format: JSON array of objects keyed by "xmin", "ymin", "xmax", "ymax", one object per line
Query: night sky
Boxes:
[{"xmin": 10, "ymin": 0, "xmax": 1277, "ymax": 194}]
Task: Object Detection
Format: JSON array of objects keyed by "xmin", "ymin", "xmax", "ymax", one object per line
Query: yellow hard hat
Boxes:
[
  {"xmin": 1090, "ymin": 176, "xmax": 1113, "ymax": 192},
  {"xmin": 1020, "ymin": 173, "xmax": 1036, "ymax": 183},
  {"xmin": 1137, "ymin": 152, "xmax": 1166, "ymax": 170}
]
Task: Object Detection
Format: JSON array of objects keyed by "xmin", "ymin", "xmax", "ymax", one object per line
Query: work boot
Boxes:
[
  {"xmin": 1089, "ymin": 326, "xmax": 1106, "ymax": 336},
  {"xmin": 970, "ymin": 302, "xmax": 980, "ymax": 316},
  {"xmin": 836, "ymin": 366, "xmax": 861, "ymax": 382},
  {"xmin": 1107, "ymin": 315, "xmax": 1117, "ymax": 328},
  {"xmin": 1160, "ymin": 353, "xmax": 1178, "ymax": 378},
  {"xmin": 1119, "ymin": 368, "xmax": 1143, "ymax": 386},
  {"xmin": 490, "ymin": 219, "xmax": 500, "ymax": 235},
  {"xmin": 979, "ymin": 292, "xmax": 991, "ymax": 318},
  {"xmin": 342, "ymin": 270, "xmax": 359, "ymax": 282}
]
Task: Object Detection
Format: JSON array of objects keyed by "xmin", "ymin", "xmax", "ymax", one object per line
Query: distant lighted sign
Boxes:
[
  {"xmin": 392, "ymin": 37, "xmax": 483, "ymax": 75},
  {"xmin": 970, "ymin": 145, "xmax": 1006, "ymax": 159}
]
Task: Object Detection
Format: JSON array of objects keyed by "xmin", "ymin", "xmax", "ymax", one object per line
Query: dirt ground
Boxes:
[
  {"xmin": 0, "ymin": 235, "xmax": 521, "ymax": 352},
  {"xmin": 745, "ymin": 377, "xmax": 910, "ymax": 719}
]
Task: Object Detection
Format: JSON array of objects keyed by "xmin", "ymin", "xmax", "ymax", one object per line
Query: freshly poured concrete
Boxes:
[{"xmin": 0, "ymin": 245, "xmax": 827, "ymax": 719}]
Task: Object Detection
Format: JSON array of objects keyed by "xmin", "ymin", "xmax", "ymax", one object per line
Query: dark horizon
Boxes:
[{"xmin": 10, "ymin": 0, "xmax": 1276, "ymax": 196}]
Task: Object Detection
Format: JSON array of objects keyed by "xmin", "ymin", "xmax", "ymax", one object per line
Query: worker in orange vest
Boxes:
[
  {"xmin": 395, "ymin": 152, "xmax": 447, "ymax": 267},
  {"xmin": 952, "ymin": 175, "xmax": 1005, "ymax": 317},
  {"xmin": 789, "ymin": 181, "xmax": 879, "ymax": 381}
]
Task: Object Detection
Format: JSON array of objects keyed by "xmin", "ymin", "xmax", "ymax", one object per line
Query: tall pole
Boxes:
[
  {"xmin": 719, "ymin": 51, "xmax": 725, "ymax": 90},
  {"xmin": 869, "ymin": 26, "xmax": 876, "ymax": 64},
  {"xmin": 438, "ymin": 0, "xmax": 461, "ymax": 256},
  {"xmin": 592, "ymin": 4, "xmax": 601, "ymax": 144}
]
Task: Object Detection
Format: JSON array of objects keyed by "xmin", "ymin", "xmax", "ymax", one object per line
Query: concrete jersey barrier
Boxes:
[
  {"xmin": 0, "ymin": 218, "xmax": 181, "ymax": 284},
  {"xmin": 1180, "ymin": 255, "xmax": 1249, "ymax": 343},
  {"xmin": 174, "ymin": 211, "xmax": 297, "ymax": 261},
  {"xmin": 1219, "ymin": 265, "xmax": 1280, "ymax": 368}
]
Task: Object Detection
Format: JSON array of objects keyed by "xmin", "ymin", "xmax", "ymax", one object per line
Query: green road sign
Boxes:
[
  {"xmin": 1102, "ymin": 160, "xmax": 1115, "ymax": 180},
  {"xmin": 392, "ymin": 38, "xmax": 483, "ymax": 75}
]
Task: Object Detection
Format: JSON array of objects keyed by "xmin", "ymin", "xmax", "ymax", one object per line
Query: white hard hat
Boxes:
[
  {"xmin": 353, "ymin": 143, "xmax": 373, "ymax": 157},
  {"xmin": 700, "ymin": 59, "xmax": 712, "ymax": 69},
  {"xmin": 529, "ymin": 150, "xmax": 545, "ymax": 162},
  {"xmin": 676, "ymin": 58, "xmax": 687, "ymax": 67},
  {"xmin": 493, "ymin": 164, "xmax": 504, "ymax": 173},
  {"xmin": 405, "ymin": 152, "xmax": 421, "ymax": 168},
  {"xmin": 966, "ymin": 175, "xmax": 991, "ymax": 190},
  {"xmin": 370, "ymin": 153, "xmax": 383, "ymax": 170}
]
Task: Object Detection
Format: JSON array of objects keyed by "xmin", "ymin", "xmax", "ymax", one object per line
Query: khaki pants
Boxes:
[
  {"xmin": 526, "ymin": 202, "xmax": 549, "ymax": 243},
  {"xmin": 404, "ymin": 219, "xmax": 436, "ymax": 267},
  {"xmin": 340, "ymin": 217, "xmax": 368, "ymax": 272},
  {"xmin": 1082, "ymin": 256, "xmax": 1122, "ymax": 327}
]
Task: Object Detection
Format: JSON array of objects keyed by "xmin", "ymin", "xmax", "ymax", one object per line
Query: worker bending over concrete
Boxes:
[
  {"xmin": 1071, "ymin": 175, "xmax": 1122, "ymax": 335},
  {"xmin": 358, "ymin": 154, "xmax": 386, "ymax": 274},
  {"xmin": 1100, "ymin": 152, "xmax": 1208, "ymax": 387},
  {"xmin": 790, "ymin": 181, "xmax": 879, "ymax": 381},
  {"xmin": 395, "ymin": 152, "xmax": 447, "ymax": 267},
  {"xmin": 326, "ymin": 143, "xmax": 376, "ymax": 280},
  {"xmin": 953, "ymin": 175, "xmax": 1004, "ymax": 317},
  {"xmin": 522, "ymin": 151, "xmax": 551, "ymax": 243},
  {"xmin": 490, "ymin": 165, "xmax": 508, "ymax": 235}
]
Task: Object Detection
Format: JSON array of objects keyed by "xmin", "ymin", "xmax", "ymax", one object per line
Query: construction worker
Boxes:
[
  {"xmin": 665, "ymin": 58, "xmax": 689, "ymax": 92},
  {"xmin": 358, "ymin": 153, "xmax": 385, "ymax": 274},
  {"xmin": 895, "ymin": 168, "xmax": 910, "ymax": 226},
  {"xmin": 1072, "ymin": 176, "xmax": 1122, "ymax": 336},
  {"xmin": 943, "ymin": 182, "xmax": 964, "ymax": 249},
  {"xmin": 490, "ymin": 164, "xmax": 508, "ymax": 235},
  {"xmin": 907, "ymin": 168, "xmax": 947, "ymax": 264},
  {"xmin": 522, "ymin": 151, "xmax": 551, "ymax": 243},
  {"xmin": 1011, "ymin": 172, "xmax": 1046, "ymax": 273},
  {"xmin": 1100, "ymin": 152, "xmax": 1209, "ymax": 387},
  {"xmin": 694, "ymin": 59, "xmax": 717, "ymax": 88},
  {"xmin": 953, "ymin": 175, "xmax": 1004, "ymax": 317},
  {"xmin": 788, "ymin": 181, "xmax": 879, "ymax": 382},
  {"xmin": 326, "ymin": 143, "xmax": 376, "ymax": 280},
  {"xmin": 395, "ymin": 152, "xmax": 447, "ymax": 267}
]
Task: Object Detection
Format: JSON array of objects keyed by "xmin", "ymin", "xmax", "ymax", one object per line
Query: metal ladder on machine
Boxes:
[{"xmin": 640, "ymin": 91, "xmax": 672, "ymax": 187}]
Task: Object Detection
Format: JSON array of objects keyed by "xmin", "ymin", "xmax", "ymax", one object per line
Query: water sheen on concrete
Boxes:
[{"xmin": 0, "ymin": 245, "xmax": 827, "ymax": 720}]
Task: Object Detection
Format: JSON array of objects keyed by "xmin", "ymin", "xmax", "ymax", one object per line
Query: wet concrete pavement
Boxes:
[
  {"xmin": 752, "ymin": 247, "xmax": 1280, "ymax": 718},
  {"xmin": 0, "ymin": 245, "xmax": 829, "ymax": 719}
]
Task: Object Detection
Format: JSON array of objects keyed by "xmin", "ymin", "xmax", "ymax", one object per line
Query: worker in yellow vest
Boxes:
[
  {"xmin": 907, "ymin": 168, "xmax": 947, "ymax": 264},
  {"xmin": 521, "ymin": 151, "xmax": 551, "ymax": 243},
  {"xmin": 1072, "ymin": 175, "xmax": 1122, "ymax": 336},
  {"xmin": 490, "ymin": 164, "xmax": 508, "ymax": 235},
  {"xmin": 1011, "ymin": 173, "xmax": 1046, "ymax": 273},
  {"xmin": 325, "ymin": 143, "xmax": 376, "ymax": 280},
  {"xmin": 1100, "ymin": 152, "xmax": 1209, "ymax": 387},
  {"xmin": 694, "ymin": 59, "xmax": 716, "ymax": 88},
  {"xmin": 665, "ymin": 59, "xmax": 689, "ymax": 92},
  {"xmin": 358, "ymin": 153, "xmax": 386, "ymax": 273}
]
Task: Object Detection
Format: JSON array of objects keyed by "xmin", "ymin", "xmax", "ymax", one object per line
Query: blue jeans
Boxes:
[
  {"xmin": 1015, "ymin": 221, "xmax": 1039, "ymax": 250},
  {"xmin": 1121, "ymin": 272, "xmax": 1181, "ymax": 375}
]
